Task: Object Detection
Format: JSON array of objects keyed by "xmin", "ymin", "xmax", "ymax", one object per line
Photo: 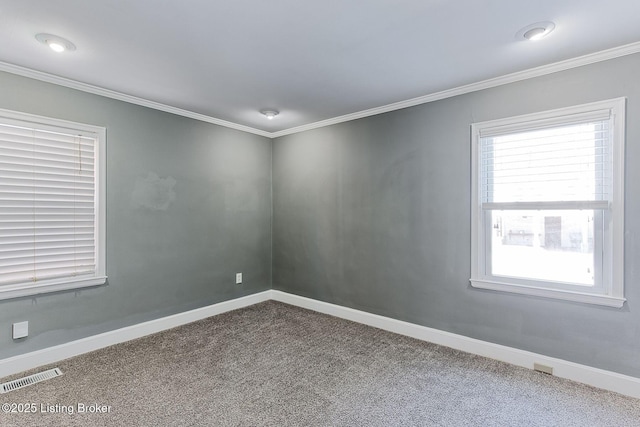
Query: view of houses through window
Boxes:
[{"xmin": 491, "ymin": 210, "xmax": 594, "ymax": 285}]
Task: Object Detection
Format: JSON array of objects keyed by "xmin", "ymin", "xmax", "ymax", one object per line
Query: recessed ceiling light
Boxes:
[
  {"xmin": 261, "ymin": 110, "xmax": 279, "ymax": 120},
  {"xmin": 35, "ymin": 33, "xmax": 76, "ymax": 53},
  {"xmin": 516, "ymin": 22, "xmax": 555, "ymax": 42}
]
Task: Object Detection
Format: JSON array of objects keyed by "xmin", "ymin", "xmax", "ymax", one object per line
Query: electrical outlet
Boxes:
[
  {"xmin": 13, "ymin": 321, "xmax": 29, "ymax": 339},
  {"xmin": 235, "ymin": 272, "xmax": 242, "ymax": 285}
]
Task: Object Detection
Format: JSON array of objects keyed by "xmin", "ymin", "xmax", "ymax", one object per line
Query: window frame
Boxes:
[
  {"xmin": 0, "ymin": 109, "xmax": 106, "ymax": 300},
  {"xmin": 470, "ymin": 98, "xmax": 625, "ymax": 308}
]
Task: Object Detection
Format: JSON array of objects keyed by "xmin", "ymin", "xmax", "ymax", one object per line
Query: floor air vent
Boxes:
[{"xmin": 1, "ymin": 368, "xmax": 63, "ymax": 393}]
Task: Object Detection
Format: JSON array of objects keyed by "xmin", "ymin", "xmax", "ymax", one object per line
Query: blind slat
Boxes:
[
  {"xmin": 0, "ymin": 244, "xmax": 95, "ymax": 254},
  {"xmin": 0, "ymin": 265, "xmax": 96, "ymax": 285},
  {"xmin": 0, "ymin": 252, "xmax": 96, "ymax": 269},
  {"xmin": 0, "ymin": 236, "xmax": 95, "ymax": 246}
]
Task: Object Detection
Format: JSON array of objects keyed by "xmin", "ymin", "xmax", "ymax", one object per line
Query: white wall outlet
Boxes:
[
  {"xmin": 13, "ymin": 321, "xmax": 29, "ymax": 339},
  {"xmin": 235, "ymin": 272, "xmax": 243, "ymax": 285}
]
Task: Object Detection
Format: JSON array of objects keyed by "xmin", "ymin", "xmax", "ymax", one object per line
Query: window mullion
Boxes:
[{"xmin": 482, "ymin": 201, "xmax": 609, "ymax": 211}]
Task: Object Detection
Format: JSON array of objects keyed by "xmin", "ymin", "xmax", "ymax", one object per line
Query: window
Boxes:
[
  {"xmin": 0, "ymin": 109, "xmax": 106, "ymax": 300},
  {"xmin": 470, "ymin": 99, "xmax": 625, "ymax": 307}
]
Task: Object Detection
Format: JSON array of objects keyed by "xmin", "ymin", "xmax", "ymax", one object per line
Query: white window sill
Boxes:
[
  {"xmin": 0, "ymin": 276, "xmax": 108, "ymax": 301},
  {"xmin": 470, "ymin": 279, "xmax": 625, "ymax": 308}
]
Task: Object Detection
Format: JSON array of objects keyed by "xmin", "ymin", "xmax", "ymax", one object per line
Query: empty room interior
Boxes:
[{"xmin": 1, "ymin": 1, "xmax": 640, "ymax": 425}]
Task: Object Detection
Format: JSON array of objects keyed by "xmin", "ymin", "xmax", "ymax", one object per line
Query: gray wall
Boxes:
[
  {"xmin": 2, "ymin": 53, "xmax": 639, "ymax": 379},
  {"xmin": 0, "ymin": 71, "xmax": 272, "ymax": 359},
  {"xmin": 273, "ymin": 53, "xmax": 640, "ymax": 377}
]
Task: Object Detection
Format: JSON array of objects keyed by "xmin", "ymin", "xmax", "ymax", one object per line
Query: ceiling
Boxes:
[{"xmin": 0, "ymin": 0, "xmax": 639, "ymax": 136}]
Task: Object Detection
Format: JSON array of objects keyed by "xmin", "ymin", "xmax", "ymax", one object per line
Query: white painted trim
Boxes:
[
  {"xmin": 470, "ymin": 279, "xmax": 626, "ymax": 308},
  {"xmin": 0, "ymin": 291, "xmax": 271, "ymax": 379},
  {"xmin": 611, "ymin": 98, "xmax": 626, "ymax": 301},
  {"xmin": 1, "ymin": 289, "xmax": 638, "ymax": 399},
  {"xmin": 0, "ymin": 62, "xmax": 271, "ymax": 138},
  {"xmin": 271, "ymin": 42, "xmax": 640, "ymax": 138},
  {"xmin": 270, "ymin": 290, "xmax": 640, "ymax": 399},
  {"xmin": 1, "ymin": 42, "xmax": 640, "ymax": 139},
  {"xmin": 0, "ymin": 276, "xmax": 107, "ymax": 301}
]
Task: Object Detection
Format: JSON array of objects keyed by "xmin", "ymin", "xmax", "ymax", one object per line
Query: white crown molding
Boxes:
[
  {"xmin": 1, "ymin": 41, "xmax": 639, "ymax": 139},
  {"xmin": 270, "ymin": 41, "xmax": 640, "ymax": 138},
  {"xmin": 0, "ymin": 61, "xmax": 272, "ymax": 138}
]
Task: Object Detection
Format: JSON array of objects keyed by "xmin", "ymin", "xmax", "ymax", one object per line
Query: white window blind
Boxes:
[
  {"xmin": 0, "ymin": 110, "xmax": 106, "ymax": 299},
  {"xmin": 480, "ymin": 121, "xmax": 611, "ymax": 205}
]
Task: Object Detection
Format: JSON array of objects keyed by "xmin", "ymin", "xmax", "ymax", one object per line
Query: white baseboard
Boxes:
[
  {"xmin": 1, "ymin": 289, "xmax": 638, "ymax": 400},
  {"xmin": 0, "ymin": 291, "xmax": 271, "ymax": 379},
  {"xmin": 270, "ymin": 290, "xmax": 640, "ymax": 399}
]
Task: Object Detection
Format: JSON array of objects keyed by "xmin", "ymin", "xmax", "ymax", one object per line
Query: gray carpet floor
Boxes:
[{"xmin": 0, "ymin": 300, "xmax": 638, "ymax": 426}]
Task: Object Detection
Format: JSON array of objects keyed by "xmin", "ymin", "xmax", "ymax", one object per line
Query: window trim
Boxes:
[
  {"xmin": 470, "ymin": 98, "xmax": 625, "ymax": 308},
  {"xmin": 0, "ymin": 108, "xmax": 106, "ymax": 300}
]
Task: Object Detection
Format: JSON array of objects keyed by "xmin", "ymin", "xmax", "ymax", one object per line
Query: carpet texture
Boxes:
[{"xmin": 0, "ymin": 301, "xmax": 638, "ymax": 426}]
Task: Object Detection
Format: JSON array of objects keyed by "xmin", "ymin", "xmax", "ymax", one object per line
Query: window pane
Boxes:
[{"xmin": 490, "ymin": 210, "xmax": 595, "ymax": 286}]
